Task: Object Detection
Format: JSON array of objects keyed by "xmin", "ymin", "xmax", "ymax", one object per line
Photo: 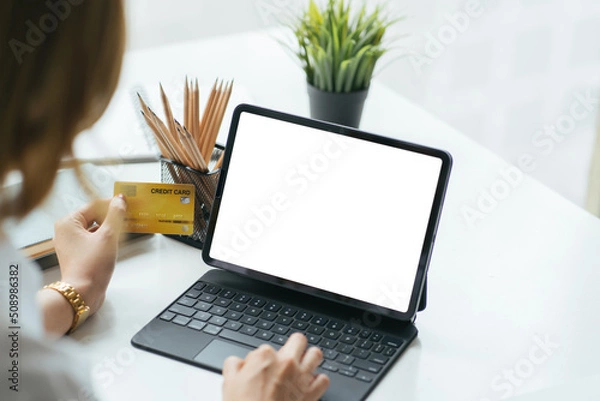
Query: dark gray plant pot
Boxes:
[{"xmin": 307, "ymin": 84, "xmax": 369, "ymax": 128}]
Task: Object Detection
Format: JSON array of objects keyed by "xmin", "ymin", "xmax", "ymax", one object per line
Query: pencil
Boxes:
[
  {"xmin": 184, "ymin": 76, "xmax": 190, "ymax": 130},
  {"xmin": 198, "ymin": 79, "xmax": 218, "ymax": 150},
  {"xmin": 214, "ymin": 152, "xmax": 225, "ymax": 170},
  {"xmin": 141, "ymin": 110, "xmax": 171, "ymax": 158}
]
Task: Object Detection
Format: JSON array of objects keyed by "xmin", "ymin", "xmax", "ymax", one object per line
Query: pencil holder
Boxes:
[{"xmin": 160, "ymin": 145, "xmax": 224, "ymax": 248}]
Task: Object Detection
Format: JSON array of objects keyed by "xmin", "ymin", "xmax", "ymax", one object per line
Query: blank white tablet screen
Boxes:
[{"xmin": 210, "ymin": 112, "xmax": 442, "ymax": 313}]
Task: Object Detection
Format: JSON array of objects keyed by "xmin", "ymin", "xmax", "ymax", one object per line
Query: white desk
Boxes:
[{"xmin": 43, "ymin": 30, "xmax": 600, "ymax": 400}]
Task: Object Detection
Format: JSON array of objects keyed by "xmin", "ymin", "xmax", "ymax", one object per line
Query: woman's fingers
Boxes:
[
  {"xmin": 77, "ymin": 198, "xmax": 111, "ymax": 227},
  {"xmin": 279, "ymin": 332, "xmax": 308, "ymax": 362},
  {"xmin": 307, "ymin": 373, "xmax": 330, "ymax": 400},
  {"xmin": 300, "ymin": 346, "xmax": 323, "ymax": 373},
  {"xmin": 223, "ymin": 356, "xmax": 244, "ymax": 376},
  {"xmin": 98, "ymin": 195, "xmax": 127, "ymax": 237}
]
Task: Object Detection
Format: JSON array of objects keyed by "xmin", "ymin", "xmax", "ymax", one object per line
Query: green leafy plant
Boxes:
[{"xmin": 291, "ymin": 0, "xmax": 399, "ymax": 93}]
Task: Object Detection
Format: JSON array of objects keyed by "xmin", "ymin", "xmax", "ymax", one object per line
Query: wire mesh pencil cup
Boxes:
[{"xmin": 160, "ymin": 145, "xmax": 224, "ymax": 248}]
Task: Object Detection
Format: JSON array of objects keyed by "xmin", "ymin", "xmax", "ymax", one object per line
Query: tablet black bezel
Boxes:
[{"xmin": 202, "ymin": 104, "xmax": 452, "ymax": 322}]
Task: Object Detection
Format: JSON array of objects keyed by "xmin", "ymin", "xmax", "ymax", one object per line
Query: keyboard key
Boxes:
[
  {"xmin": 323, "ymin": 349, "xmax": 339, "ymax": 360},
  {"xmin": 353, "ymin": 359, "xmax": 381, "ymax": 374},
  {"xmin": 241, "ymin": 316, "xmax": 258, "ymax": 325},
  {"xmin": 224, "ymin": 321, "xmax": 242, "ymax": 331},
  {"xmin": 198, "ymin": 294, "xmax": 216, "ymax": 303},
  {"xmin": 204, "ymin": 285, "xmax": 221, "ymax": 295},
  {"xmin": 308, "ymin": 325, "xmax": 325, "ymax": 335},
  {"xmin": 230, "ymin": 303, "xmax": 247, "ymax": 312},
  {"xmin": 340, "ymin": 335, "xmax": 357, "ymax": 345},
  {"xmin": 250, "ymin": 298, "xmax": 267, "ymax": 308},
  {"xmin": 192, "ymin": 282, "xmax": 206, "ymax": 291},
  {"xmin": 245, "ymin": 307, "xmax": 261, "ymax": 317},
  {"xmin": 296, "ymin": 311, "xmax": 312, "ymax": 321},
  {"xmin": 321, "ymin": 361, "xmax": 339, "ymax": 372},
  {"xmin": 320, "ymin": 339, "xmax": 338, "ymax": 349},
  {"xmin": 370, "ymin": 333, "xmax": 383, "ymax": 342},
  {"xmin": 234, "ymin": 294, "xmax": 251, "ymax": 303},
  {"xmin": 324, "ymin": 330, "xmax": 341, "ymax": 340},
  {"xmin": 292, "ymin": 321, "xmax": 309, "ymax": 330},
  {"xmin": 209, "ymin": 306, "xmax": 227, "ymax": 316},
  {"xmin": 382, "ymin": 336, "xmax": 404, "ymax": 348},
  {"xmin": 224, "ymin": 311, "xmax": 242, "ymax": 321},
  {"xmin": 220, "ymin": 290, "xmax": 236, "ymax": 299},
  {"xmin": 339, "ymin": 368, "xmax": 357, "ymax": 377},
  {"xmin": 336, "ymin": 344, "xmax": 354, "ymax": 354},
  {"xmin": 280, "ymin": 307, "xmax": 297, "ymax": 317},
  {"xmin": 241, "ymin": 326, "xmax": 258, "ymax": 336},
  {"xmin": 357, "ymin": 340, "xmax": 374, "ymax": 350},
  {"xmin": 352, "ymin": 349, "xmax": 370, "ymax": 360},
  {"xmin": 159, "ymin": 311, "xmax": 176, "ymax": 321},
  {"xmin": 209, "ymin": 316, "xmax": 227, "ymax": 326},
  {"xmin": 257, "ymin": 320, "xmax": 274, "ymax": 330},
  {"xmin": 383, "ymin": 347, "xmax": 397, "ymax": 357},
  {"xmin": 203, "ymin": 324, "xmax": 222, "ymax": 336},
  {"xmin": 359, "ymin": 329, "xmax": 372, "ymax": 339},
  {"xmin": 256, "ymin": 330, "xmax": 274, "ymax": 341},
  {"xmin": 344, "ymin": 326, "xmax": 361, "ymax": 336},
  {"xmin": 215, "ymin": 298, "xmax": 232, "ymax": 307},
  {"xmin": 356, "ymin": 372, "xmax": 374, "ymax": 383},
  {"xmin": 272, "ymin": 325, "xmax": 289, "ymax": 335},
  {"xmin": 373, "ymin": 344, "xmax": 386, "ymax": 354},
  {"xmin": 311, "ymin": 316, "xmax": 328, "ymax": 326},
  {"xmin": 260, "ymin": 311, "xmax": 277, "ymax": 321},
  {"xmin": 369, "ymin": 355, "xmax": 389, "ymax": 365},
  {"xmin": 265, "ymin": 302, "xmax": 282, "ymax": 312},
  {"xmin": 275, "ymin": 316, "xmax": 293, "ymax": 326},
  {"xmin": 187, "ymin": 320, "xmax": 206, "ymax": 331},
  {"xmin": 336, "ymin": 354, "xmax": 355, "ymax": 365},
  {"xmin": 194, "ymin": 311, "xmax": 212, "ymax": 321},
  {"xmin": 193, "ymin": 301, "xmax": 212, "ymax": 312},
  {"xmin": 185, "ymin": 290, "xmax": 201, "ymax": 299},
  {"xmin": 272, "ymin": 335, "xmax": 288, "ymax": 345},
  {"xmin": 327, "ymin": 320, "xmax": 344, "ymax": 331},
  {"xmin": 219, "ymin": 329, "xmax": 264, "ymax": 348},
  {"xmin": 169, "ymin": 305, "xmax": 196, "ymax": 317},
  {"xmin": 173, "ymin": 316, "xmax": 191, "ymax": 326},
  {"xmin": 177, "ymin": 297, "xmax": 197, "ymax": 307},
  {"xmin": 306, "ymin": 334, "xmax": 321, "ymax": 344}
]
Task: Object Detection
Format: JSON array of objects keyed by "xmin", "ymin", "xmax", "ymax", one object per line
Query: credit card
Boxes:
[{"xmin": 114, "ymin": 181, "xmax": 195, "ymax": 235}]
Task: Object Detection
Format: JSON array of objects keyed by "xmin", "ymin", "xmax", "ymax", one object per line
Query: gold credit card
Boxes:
[{"xmin": 114, "ymin": 181, "xmax": 195, "ymax": 235}]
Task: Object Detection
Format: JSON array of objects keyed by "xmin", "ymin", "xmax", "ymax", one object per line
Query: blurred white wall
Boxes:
[{"xmin": 126, "ymin": 0, "xmax": 600, "ymax": 208}]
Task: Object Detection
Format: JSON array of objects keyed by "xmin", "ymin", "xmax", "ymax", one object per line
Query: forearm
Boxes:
[{"xmin": 37, "ymin": 288, "xmax": 74, "ymax": 337}]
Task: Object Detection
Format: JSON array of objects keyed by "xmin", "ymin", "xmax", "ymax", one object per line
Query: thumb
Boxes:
[{"xmin": 99, "ymin": 194, "xmax": 127, "ymax": 236}]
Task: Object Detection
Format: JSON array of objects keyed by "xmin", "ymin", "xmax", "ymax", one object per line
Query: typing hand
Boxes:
[{"xmin": 222, "ymin": 333, "xmax": 330, "ymax": 401}]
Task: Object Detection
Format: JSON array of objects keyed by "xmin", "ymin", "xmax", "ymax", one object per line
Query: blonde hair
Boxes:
[{"xmin": 0, "ymin": 0, "xmax": 126, "ymax": 220}]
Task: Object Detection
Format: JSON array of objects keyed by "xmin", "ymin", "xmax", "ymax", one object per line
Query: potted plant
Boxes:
[{"xmin": 290, "ymin": 0, "xmax": 398, "ymax": 127}]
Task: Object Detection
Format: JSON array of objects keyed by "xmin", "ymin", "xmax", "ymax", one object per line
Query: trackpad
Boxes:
[{"xmin": 193, "ymin": 339, "xmax": 254, "ymax": 372}]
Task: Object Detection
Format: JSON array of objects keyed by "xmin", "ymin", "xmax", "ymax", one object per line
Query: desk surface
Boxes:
[{"xmin": 43, "ymin": 29, "xmax": 600, "ymax": 401}]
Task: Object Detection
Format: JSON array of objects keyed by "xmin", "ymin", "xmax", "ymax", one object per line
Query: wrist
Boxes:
[
  {"xmin": 43, "ymin": 281, "xmax": 91, "ymax": 335},
  {"xmin": 59, "ymin": 277, "xmax": 104, "ymax": 315}
]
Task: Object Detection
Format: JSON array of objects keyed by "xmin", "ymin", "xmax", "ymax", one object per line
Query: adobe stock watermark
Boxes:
[
  {"xmin": 407, "ymin": 0, "xmax": 489, "ymax": 77},
  {"xmin": 57, "ymin": 319, "xmax": 163, "ymax": 401},
  {"xmin": 479, "ymin": 334, "xmax": 559, "ymax": 401},
  {"xmin": 212, "ymin": 135, "xmax": 351, "ymax": 261},
  {"xmin": 9, "ymin": 0, "xmax": 85, "ymax": 65},
  {"xmin": 255, "ymin": 0, "xmax": 304, "ymax": 26},
  {"xmin": 462, "ymin": 88, "xmax": 598, "ymax": 227}
]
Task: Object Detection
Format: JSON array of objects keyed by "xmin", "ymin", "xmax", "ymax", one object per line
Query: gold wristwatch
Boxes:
[{"xmin": 43, "ymin": 281, "xmax": 90, "ymax": 335}]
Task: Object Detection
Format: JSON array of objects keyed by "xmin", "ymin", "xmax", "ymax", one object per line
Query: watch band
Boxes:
[{"xmin": 43, "ymin": 281, "xmax": 90, "ymax": 335}]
